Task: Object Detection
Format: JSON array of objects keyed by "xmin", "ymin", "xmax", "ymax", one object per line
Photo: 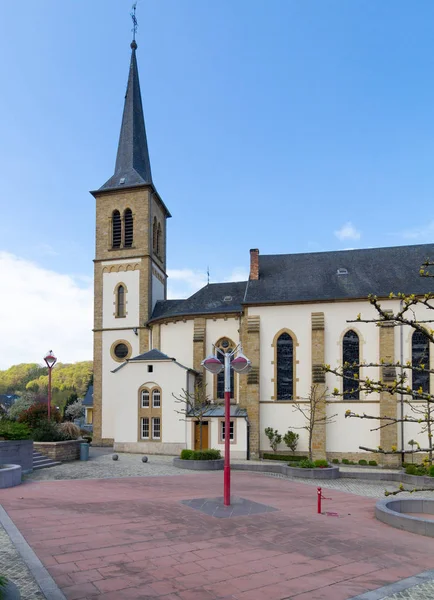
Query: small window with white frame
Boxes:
[
  {"xmin": 152, "ymin": 417, "xmax": 161, "ymax": 439},
  {"xmin": 221, "ymin": 420, "xmax": 234, "ymax": 441},
  {"xmin": 141, "ymin": 417, "xmax": 149, "ymax": 439},
  {"xmin": 141, "ymin": 389, "xmax": 150, "ymax": 408},
  {"xmin": 152, "ymin": 389, "xmax": 161, "ymax": 408}
]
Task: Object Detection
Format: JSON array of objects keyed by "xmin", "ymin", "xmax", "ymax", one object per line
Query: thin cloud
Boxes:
[
  {"xmin": 401, "ymin": 221, "xmax": 434, "ymax": 241},
  {"xmin": 0, "ymin": 252, "xmax": 93, "ymax": 370},
  {"xmin": 334, "ymin": 222, "xmax": 361, "ymax": 241},
  {"xmin": 167, "ymin": 267, "xmax": 248, "ymax": 299}
]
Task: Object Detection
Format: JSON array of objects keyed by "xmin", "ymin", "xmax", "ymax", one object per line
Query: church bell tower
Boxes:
[{"xmin": 90, "ymin": 36, "xmax": 171, "ymax": 445}]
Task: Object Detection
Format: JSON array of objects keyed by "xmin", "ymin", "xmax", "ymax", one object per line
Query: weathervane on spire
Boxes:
[{"xmin": 131, "ymin": 2, "xmax": 138, "ymax": 43}]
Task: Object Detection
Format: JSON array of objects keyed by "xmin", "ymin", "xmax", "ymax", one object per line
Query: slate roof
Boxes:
[
  {"xmin": 100, "ymin": 43, "xmax": 153, "ymax": 192},
  {"xmin": 150, "ymin": 281, "xmax": 247, "ymax": 322},
  {"xmin": 0, "ymin": 394, "xmax": 19, "ymax": 408},
  {"xmin": 244, "ymin": 244, "xmax": 434, "ymax": 304},
  {"xmin": 129, "ymin": 349, "xmax": 172, "ymax": 362},
  {"xmin": 82, "ymin": 386, "xmax": 93, "ymax": 407},
  {"xmin": 187, "ymin": 406, "xmax": 248, "ymax": 418}
]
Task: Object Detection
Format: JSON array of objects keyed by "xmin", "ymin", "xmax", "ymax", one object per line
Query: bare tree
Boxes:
[
  {"xmin": 324, "ymin": 268, "xmax": 434, "ymax": 464},
  {"xmin": 173, "ymin": 384, "xmax": 217, "ymax": 450},
  {"xmin": 292, "ymin": 384, "xmax": 337, "ymax": 461}
]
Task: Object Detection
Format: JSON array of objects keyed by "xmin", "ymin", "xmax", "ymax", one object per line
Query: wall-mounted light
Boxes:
[{"xmin": 133, "ymin": 327, "xmax": 138, "ymax": 336}]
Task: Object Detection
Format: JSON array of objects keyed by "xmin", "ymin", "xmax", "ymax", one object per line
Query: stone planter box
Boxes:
[
  {"xmin": 376, "ymin": 497, "xmax": 434, "ymax": 537},
  {"xmin": 34, "ymin": 440, "xmax": 81, "ymax": 462},
  {"xmin": 0, "ymin": 464, "xmax": 22, "ymax": 488},
  {"xmin": 283, "ymin": 465, "xmax": 340, "ymax": 479},
  {"xmin": 0, "ymin": 440, "xmax": 33, "ymax": 473},
  {"xmin": 173, "ymin": 457, "xmax": 224, "ymax": 471}
]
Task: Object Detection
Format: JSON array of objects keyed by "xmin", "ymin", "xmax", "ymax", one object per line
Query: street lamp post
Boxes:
[
  {"xmin": 44, "ymin": 351, "xmax": 57, "ymax": 420},
  {"xmin": 202, "ymin": 344, "xmax": 251, "ymax": 506}
]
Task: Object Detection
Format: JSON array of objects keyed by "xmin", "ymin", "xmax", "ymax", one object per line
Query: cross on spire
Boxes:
[{"xmin": 131, "ymin": 2, "xmax": 138, "ymax": 43}]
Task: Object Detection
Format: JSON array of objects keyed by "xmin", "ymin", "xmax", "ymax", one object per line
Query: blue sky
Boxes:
[{"xmin": 1, "ymin": 0, "xmax": 434, "ymax": 367}]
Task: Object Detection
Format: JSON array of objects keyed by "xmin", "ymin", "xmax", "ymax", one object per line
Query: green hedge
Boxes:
[
  {"xmin": 180, "ymin": 449, "xmax": 222, "ymax": 461},
  {"xmin": 263, "ymin": 453, "xmax": 307, "ymax": 462},
  {"xmin": 0, "ymin": 420, "xmax": 30, "ymax": 440}
]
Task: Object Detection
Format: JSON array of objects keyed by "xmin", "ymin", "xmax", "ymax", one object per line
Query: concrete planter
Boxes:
[
  {"xmin": 0, "ymin": 464, "xmax": 22, "ymax": 488},
  {"xmin": 283, "ymin": 465, "xmax": 340, "ymax": 479},
  {"xmin": 1, "ymin": 580, "xmax": 21, "ymax": 599},
  {"xmin": 34, "ymin": 440, "xmax": 81, "ymax": 462},
  {"xmin": 0, "ymin": 440, "xmax": 33, "ymax": 473},
  {"xmin": 376, "ymin": 497, "xmax": 434, "ymax": 537},
  {"xmin": 173, "ymin": 457, "xmax": 224, "ymax": 471}
]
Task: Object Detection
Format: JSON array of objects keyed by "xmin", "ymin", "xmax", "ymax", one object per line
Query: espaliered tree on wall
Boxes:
[
  {"xmin": 325, "ymin": 260, "xmax": 434, "ymax": 465},
  {"xmin": 173, "ymin": 384, "xmax": 217, "ymax": 450}
]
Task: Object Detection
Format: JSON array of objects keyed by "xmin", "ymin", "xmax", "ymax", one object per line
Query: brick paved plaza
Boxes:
[{"xmin": 2, "ymin": 470, "xmax": 434, "ymax": 600}]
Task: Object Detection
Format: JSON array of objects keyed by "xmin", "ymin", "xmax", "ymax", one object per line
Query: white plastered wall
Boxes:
[
  {"xmin": 111, "ymin": 359, "xmax": 191, "ymax": 454},
  {"xmin": 102, "ymin": 269, "xmax": 140, "ymax": 329},
  {"xmin": 160, "ymin": 320, "xmax": 194, "ymax": 367},
  {"xmin": 205, "ymin": 317, "xmax": 240, "ymax": 401}
]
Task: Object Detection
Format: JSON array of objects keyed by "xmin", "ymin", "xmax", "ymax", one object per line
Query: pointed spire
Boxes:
[{"xmin": 100, "ymin": 39, "xmax": 153, "ymax": 190}]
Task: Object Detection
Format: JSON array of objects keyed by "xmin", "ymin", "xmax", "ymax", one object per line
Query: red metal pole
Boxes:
[
  {"xmin": 224, "ymin": 351, "xmax": 231, "ymax": 506},
  {"xmin": 48, "ymin": 366, "xmax": 52, "ymax": 421},
  {"xmin": 317, "ymin": 487, "xmax": 321, "ymax": 514}
]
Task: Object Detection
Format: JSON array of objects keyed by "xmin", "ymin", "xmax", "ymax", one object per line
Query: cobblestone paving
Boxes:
[
  {"xmin": 0, "ymin": 524, "xmax": 45, "ymax": 599},
  {"xmin": 381, "ymin": 580, "xmax": 434, "ymax": 599}
]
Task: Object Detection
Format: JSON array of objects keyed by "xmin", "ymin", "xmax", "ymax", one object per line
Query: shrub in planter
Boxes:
[
  {"xmin": 0, "ymin": 420, "xmax": 31, "ymax": 440},
  {"xmin": 180, "ymin": 449, "xmax": 194, "ymax": 460},
  {"xmin": 192, "ymin": 449, "xmax": 221, "ymax": 460},
  {"xmin": 31, "ymin": 421, "xmax": 66, "ymax": 442},
  {"xmin": 368, "ymin": 460, "xmax": 378, "ymax": 466},
  {"xmin": 59, "ymin": 422, "xmax": 81, "ymax": 440},
  {"xmin": 331, "ymin": 458, "xmax": 339, "ymax": 464},
  {"xmin": 358, "ymin": 459, "xmax": 368, "ymax": 465},
  {"xmin": 283, "ymin": 430, "xmax": 299, "ymax": 452},
  {"xmin": 313, "ymin": 459, "xmax": 329, "ymax": 468},
  {"xmin": 298, "ymin": 459, "xmax": 316, "ymax": 469},
  {"xmin": 341, "ymin": 458, "xmax": 350, "ymax": 464},
  {"xmin": 405, "ymin": 464, "xmax": 427, "ymax": 476},
  {"xmin": 0, "ymin": 575, "xmax": 7, "ymax": 598},
  {"xmin": 263, "ymin": 453, "xmax": 306, "ymax": 462},
  {"xmin": 18, "ymin": 403, "xmax": 61, "ymax": 429},
  {"xmin": 429, "ymin": 465, "xmax": 434, "ymax": 478}
]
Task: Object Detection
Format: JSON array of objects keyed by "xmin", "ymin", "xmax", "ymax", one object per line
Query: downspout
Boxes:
[
  {"xmin": 244, "ymin": 415, "xmax": 250, "ymax": 460},
  {"xmin": 400, "ymin": 300, "xmax": 405, "ymax": 466}
]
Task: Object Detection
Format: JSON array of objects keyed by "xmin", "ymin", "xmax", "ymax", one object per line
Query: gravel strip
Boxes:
[
  {"xmin": 0, "ymin": 524, "xmax": 45, "ymax": 599},
  {"xmin": 380, "ymin": 581, "xmax": 434, "ymax": 599}
]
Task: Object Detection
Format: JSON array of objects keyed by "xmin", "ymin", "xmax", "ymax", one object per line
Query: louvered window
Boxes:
[
  {"xmin": 412, "ymin": 330, "xmax": 430, "ymax": 394},
  {"xmin": 277, "ymin": 333, "xmax": 294, "ymax": 400},
  {"xmin": 156, "ymin": 223, "xmax": 162, "ymax": 256},
  {"xmin": 153, "ymin": 217, "xmax": 157, "ymax": 253},
  {"xmin": 124, "ymin": 208, "xmax": 133, "ymax": 247},
  {"xmin": 343, "ymin": 330, "xmax": 360, "ymax": 400},
  {"xmin": 112, "ymin": 210, "xmax": 121, "ymax": 248}
]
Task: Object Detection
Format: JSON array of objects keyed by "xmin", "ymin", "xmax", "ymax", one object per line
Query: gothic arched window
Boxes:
[
  {"xmin": 216, "ymin": 338, "xmax": 235, "ymax": 400},
  {"xmin": 276, "ymin": 332, "xmax": 294, "ymax": 400},
  {"xmin": 343, "ymin": 330, "xmax": 360, "ymax": 400},
  {"xmin": 112, "ymin": 210, "xmax": 121, "ymax": 248},
  {"xmin": 124, "ymin": 208, "xmax": 133, "ymax": 248},
  {"xmin": 152, "ymin": 217, "xmax": 157, "ymax": 253},
  {"xmin": 116, "ymin": 284, "xmax": 126, "ymax": 318},
  {"xmin": 412, "ymin": 330, "xmax": 430, "ymax": 394},
  {"xmin": 156, "ymin": 223, "xmax": 162, "ymax": 257}
]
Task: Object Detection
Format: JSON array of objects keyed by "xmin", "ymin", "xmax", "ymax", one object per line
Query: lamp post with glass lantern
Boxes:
[
  {"xmin": 44, "ymin": 351, "xmax": 57, "ymax": 420},
  {"xmin": 202, "ymin": 344, "xmax": 251, "ymax": 506}
]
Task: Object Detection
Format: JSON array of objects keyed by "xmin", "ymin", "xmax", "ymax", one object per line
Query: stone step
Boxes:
[
  {"xmin": 33, "ymin": 461, "xmax": 61, "ymax": 470},
  {"xmin": 32, "ymin": 450, "xmax": 61, "ymax": 470}
]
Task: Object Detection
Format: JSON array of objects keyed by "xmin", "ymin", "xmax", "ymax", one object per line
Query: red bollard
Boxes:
[{"xmin": 317, "ymin": 487, "xmax": 322, "ymax": 514}]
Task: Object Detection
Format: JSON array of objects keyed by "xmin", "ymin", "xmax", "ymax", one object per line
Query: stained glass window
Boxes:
[
  {"xmin": 412, "ymin": 331, "xmax": 430, "ymax": 394},
  {"xmin": 343, "ymin": 330, "xmax": 360, "ymax": 400},
  {"xmin": 117, "ymin": 285, "xmax": 125, "ymax": 317},
  {"xmin": 277, "ymin": 332, "xmax": 293, "ymax": 400}
]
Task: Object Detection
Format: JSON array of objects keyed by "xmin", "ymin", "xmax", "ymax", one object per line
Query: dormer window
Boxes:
[{"xmin": 337, "ymin": 268, "xmax": 348, "ymax": 275}]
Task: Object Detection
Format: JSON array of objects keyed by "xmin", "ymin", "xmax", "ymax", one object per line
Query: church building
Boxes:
[{"xmin": 91, "ymin": 37, "xmax": 434, "ymax": 466}]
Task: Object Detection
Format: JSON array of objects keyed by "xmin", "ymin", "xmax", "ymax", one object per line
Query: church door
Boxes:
[{"xmin": 194, "ymin": 421, "xmax": 209, "ymax": 450}]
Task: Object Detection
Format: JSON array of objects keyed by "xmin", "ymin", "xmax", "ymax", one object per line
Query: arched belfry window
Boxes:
[
  {"xmin": 156, "ymin": 223, "xmax": 162, "ymax": 257},
  {"xmin": 276, "ymin": 332, "xmax": 294, "ymax": 400},
  {"xmin": 152, "ymin": 217, "xmax": 157, "ymax": 253},
  {"xmin": 116, "ymin": 284, "xmax": 126, "ymax": 318},
  {"xmin": 124, "ymin": 208, "xmax": 133, "ymax": 248},
  {"xmin": 343, "ymin": 330, "xmax": 360, "ymax": 400},
  {"xmin": 112, "ymin": 210, "xmax": 121, "ymax": 248},
  {"xmin": 412, "ymin": 330, "xmax": 430, "ymax": 394},
  {"xmin": 216, "ymin": 338, "xmax": 235, "ymax": 400}
]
